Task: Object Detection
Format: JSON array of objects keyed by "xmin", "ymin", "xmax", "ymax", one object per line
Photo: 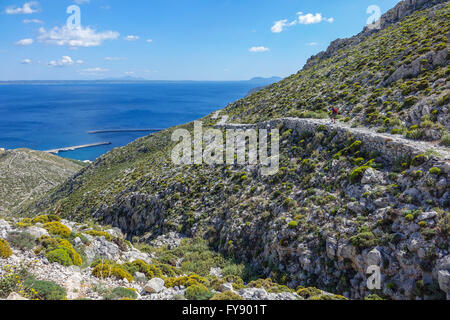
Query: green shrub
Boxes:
[
  {"xmin": 45, "ymin": 248, "xmax": 73, "ymax": 266},
  {"xmin": 24, "ymin": 277, "xmax": 66, "ymax": 300},
  {"xmin": 441, "ymin": 133, "xmax": 450, "ymax": 147},
  {"xmin": 349, "ymin": 166, "xmax": 370, "ymax": 183},
  {"xmin": 31, "ymin": 215, "xmax": 61, "ymax": 224},
  {"xmin": 296, "ymin": 287, "xmax": 322, "ymax": 299},
  {"xmin": 403, "ymin": 96, "xmax": 418, "ymax": 108},
  {"xmin": 84, "ymin": 230, "xmax": 112, "ymax": 241},
  {"xmin": 43, "ymin": 222, "xmax": 71, "ymax": 238},
  {"xmin": 123, "ymin": 259, "xmax": 162, "ymax": 279},
  {"xmin": 0, "ymin": 239, "xmax": 12, "ymax": 259},
  {"xmin": 288, "ymin": 221, "xmax": 298, "ymax": 229},
  {"xmin": 437, "ymin": 93, "xmax": 449, "ymax": 106},
  {"xmin": 429, "ymin": 167, "xmax": 441, "ymax": 175},
  {"xmin": 7, "ymin": 232, "xmax": 35, "ymax": 251},
  {"xmin": 350, "ymin": 231, "xmax": 377, "ymax": 249},
  {"xmin": 104, "ymin": 287, "xmax": 138, "ymax": 300},
  {"xmin": 16, "ymin": 218, "xmax": 33, "ymax": 228},
  {"xmin": 210, "ymin": 290, "xmax": 243, "ymax": 300},
  {"xmin": 57, "ymin": 239, "xmax": 82, "ymax": 266},
  {"xmin": 365, "ymin": 294, "xmax": 384, "ymax": 300},
  {"xmin": 92, "ymin": 263, "xmax": 134, "ymax": 283},
  {"xmin": 418, "ymin": 221, "xmax": 427, "ymax": 228},
  {"xmin": 0, "ymin": 264, "xmax": 30, "ymax": 298},
  {"xmin": 411, "ymin": 154, "xmax": 426, "ymax": 166},
  {"xmin": 406, "ymin": 129, "xmax": 423, "ymax": 140},
  {"xmin": 185, "ymin": 284, "xmax": 213, "ymax": 300}
]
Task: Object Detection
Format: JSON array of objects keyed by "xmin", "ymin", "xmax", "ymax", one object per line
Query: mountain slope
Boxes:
[
  {"xmin": 224, "ymin": 0, "xmax": 449, "ymax": 144},
  {"xmin": 20, "ymin": 0, "xmax": 450, "ymax": 300},
  {"xmin": 0, "ymin": 149, "xmax": 84, "ymax": 215}
]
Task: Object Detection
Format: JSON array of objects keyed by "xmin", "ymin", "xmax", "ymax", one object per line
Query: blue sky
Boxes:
[{"xmin": 0, "ymin": 0, "xmax": 400, "ymax": 81}]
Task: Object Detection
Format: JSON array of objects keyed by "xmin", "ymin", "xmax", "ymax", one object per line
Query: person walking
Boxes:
[{"xmin": 331, "ymin": 106, "xmax": 338, "ymax": 124}]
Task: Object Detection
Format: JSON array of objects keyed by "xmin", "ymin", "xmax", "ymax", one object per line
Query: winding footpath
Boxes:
[{"xmin": 214, "ymin": 116, "xmax": 450, "ymax": 162}]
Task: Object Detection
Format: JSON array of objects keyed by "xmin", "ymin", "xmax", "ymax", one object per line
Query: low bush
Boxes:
[
  {"xmin": 31, "ymin": 215, "xmax": 61, "ymax": 224},
  {"xmin": 92, "ymin": 263, "xmax": 134, "ymax": 283},
  {"xmin": 185, "ymin": 284, "xmax": 213, "ymax": 300},
  {"xmin": 123, "ymin": 259, "xmax": 162, "ymax": 279},
  {"xmin": 210, "ymin": 290, "xmax": 243, "ymax": 300},
  {"xmin": 350, "ymin": 231, "xmax": 378, "ymax": 249},
  {"xmin": 0, "ymin": 239, "xmax": 12, "ymax": 259},
  {"xmin": 165, "ymin": 274, "xmax": 209, "ymax": 288},
  {"xmin": 45, "ymin": 248, "xmax": 73, "ymax": 266},
  {"xmin": 16, "ymin": 218, "xmax": 33, "ymax": 228},
  {"xmin": 7, "ymin": 232, "xmax": 35, "ymax": 251},
  {"xmin": 84, "ymin": 230, "xmax": 112, "ymax": 241},
  {"xmin": 24, "ymin": 277, "xmax": 66, "ymax": 300},
  {"xmin": 429, "ymin": 167, "xmax": 441, "ymax": 175},
  {"xmin": 104, "ymin": 287, "xmax": 138, "ymax": 300},
  {"xmin": 296, "ymin": 287, "xmax": 322, "ymax": 299},
  {"xmin": 441, "ymin": 133, "xmax": 450, "ymax": 147},
  {"xmin": 43, "ymin": 222, "xmax": 71, "ymax": 238}
]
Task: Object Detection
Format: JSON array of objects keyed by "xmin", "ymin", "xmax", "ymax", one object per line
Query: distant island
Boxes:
[{"xmin": 0, "ymin": 76, "xmax": 283, "ymax": 85}]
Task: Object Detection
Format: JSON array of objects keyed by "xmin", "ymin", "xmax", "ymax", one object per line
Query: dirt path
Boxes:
[{"xmin": 213, "ymin": 115, "xmax": 450, "ymax": 161}]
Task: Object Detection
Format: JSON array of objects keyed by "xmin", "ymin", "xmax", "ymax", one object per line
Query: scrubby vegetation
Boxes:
[
  {"xmin": 0, "ymin": 239, "xmax": 12, "ymax": 259},
  {"xmin": 9, "ymin": 0, "xmax": 450, "ymax": 301}
]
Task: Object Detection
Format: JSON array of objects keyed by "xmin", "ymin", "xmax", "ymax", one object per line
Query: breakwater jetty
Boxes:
[
  {"xmin": 88, "ymin": 129, "xmax": 163, "ymax": 134},
  {"xmin": 45, "ymin": 142, "xmax": 112, "ymax": 154}
]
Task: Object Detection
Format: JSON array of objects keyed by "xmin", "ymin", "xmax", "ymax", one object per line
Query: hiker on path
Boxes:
[{"xmin": 331, "ymin": 106, "xmax": 338, "ymax": 124}]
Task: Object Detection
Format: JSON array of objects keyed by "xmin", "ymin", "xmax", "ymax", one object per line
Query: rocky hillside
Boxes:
[
  {"xmin": 0, "ymin": 149, "xmax": 84, "ymax": 215},
  {"xmin": 0, "ymin": 216, "xmax": 341, "ymax": 300},
  {"xmin": 224, "ymin": 0, "xmax": 449, "ymax": 145},
  {"xmin": 13, "ymin": 0, "xmax": 450, "ymax": 300}
]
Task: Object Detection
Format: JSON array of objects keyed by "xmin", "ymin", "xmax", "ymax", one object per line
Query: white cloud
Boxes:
[
  {"xmin": 124, "ymin": 71, "xmax": 135, "ymax": 75},
  {"xmin": 271, "ymin": 19, "xmax": 298, "ymax": 33},
  {"xmin": 48, "ymin": 56, "xmax": 75, "ymax": 67},
  {"xmin": 74, "ymin": 0, "xmax": 90, "ymax": 4},
  {"xmin": 146, "ymin": 39, "xmax": 153, "ymax": 43},
  {"xmin": 5, "ymin": 1, "xmax": 39, "ymax": 14},
  {"xmin": 272, "ymin": 11, "xmax": 334, "ymax": 33},
  {"xmin": 79, "ymin": 67, "xmax": 108, "ymax": 74},
  {"xmin": 271, "ymin": 19, "xmax": 288, "ymax": 33},
  {"xmin": 76, "ymin": 59, "xmax": 84, "ymax": 64},
  {"xmin": 38, "ymin": 26, "xmax": 119, "ymax": 48},
  {"xmin": 15, "ymin": 38, "xmax": 34, "ymax": 46},
  {"xmin": 124, "ymin": 35, "xmax": 139, "ymax": 41},
  {"xmin": 23, "ymin": 19, "xmax": 43, "ymax": 24},
  {"xmin": 297, "ymin": 12, "xmax": 334, "ymax": 25},
  {"xmin": 22, "ymin": 59, "xmax": 32, "ymax": 64},
  {"xmin": 105, "ymin": 57, "xmax": 127, "ymax": 61},
  {"xmin": 307, "ymin": 42, "xmax": 319, "ymax": 46},
  {"xmin": 249, "ymin": 46, "xmax": 269, "ymax": 53}
]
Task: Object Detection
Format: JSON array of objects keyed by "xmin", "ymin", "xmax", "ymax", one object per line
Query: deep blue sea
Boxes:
[{"xmin": 0, "ymin": 82, "xmax": 258, "ymax": 161}]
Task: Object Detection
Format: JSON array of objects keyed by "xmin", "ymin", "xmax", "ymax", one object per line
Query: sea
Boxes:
[{"xmin": 0, "ymin": 81, "xmax": 266, "ymax": 161}]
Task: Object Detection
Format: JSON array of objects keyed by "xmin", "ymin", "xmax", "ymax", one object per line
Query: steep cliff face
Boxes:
[{"xmin": 20, "ymin": 0, "xmax": 450, "ymax": 300}]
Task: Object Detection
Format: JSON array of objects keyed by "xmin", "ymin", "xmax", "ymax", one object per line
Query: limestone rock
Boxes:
[
  {"xmin": 24, "ymin": 226, "xmax": 49, "ymax": 238},
  {"xmin": 361, "ymin": 168, "xmax": 386, "ymax": 185},
  {"xmin": 144, "ymin": 278, "xmax": 166, "ymax": 294},
  {"xmin": 7, "ymin": 292, "xmax": 28, "ymax": 300}
]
